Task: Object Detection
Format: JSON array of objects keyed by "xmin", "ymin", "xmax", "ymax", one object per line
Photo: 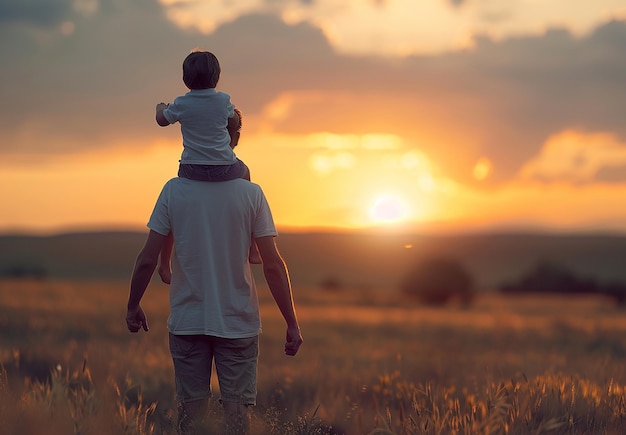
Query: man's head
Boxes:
[{"xmin": 182, "ymin": 50, "xmax": 221, "ymax": 90}]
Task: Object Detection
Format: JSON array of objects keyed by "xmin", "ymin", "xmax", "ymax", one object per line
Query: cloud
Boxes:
[
  {"xmin": 157, "ymin": 0, "xmax": 626, "ymax": 56},
  {"xmin": 309, "ymin": 151, "xmax": 356, "ymax": 175},
  {"xmin": 426, "ymin": 22, "xmax": 625, "ymax": 182},
  {"xmin": 0, "ymin": 8, "xmax": 344, "ymax": 157},
  {"xmin": 518, "ymin": 130, "xmax": 626, "ymax": 184},
  {"xmin": 1, "ymin": 1, "xmax": 625, "ymax": 190},
  {"xmin": 0, "ymin": 0, "xmax": 98, "ymax": 28},
  {"xmin": 245, "ymin": 19, "xmax": 626, "ymax": 184},
  {"xmin": 0, "ymin": 0, "xmax": 72, "ymax": 27},
  {"xmin": 596, "ymin": 165, "xmax": 626, "ymax": 183},
  {"xmin": 0, "ymin": 0, "xmax": 200, "ymax": 156}
]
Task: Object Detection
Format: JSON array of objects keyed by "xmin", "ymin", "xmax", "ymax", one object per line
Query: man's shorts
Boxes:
[{"xmin": 168, "ymin": 333, "xmax": 259, "ymax": 406}]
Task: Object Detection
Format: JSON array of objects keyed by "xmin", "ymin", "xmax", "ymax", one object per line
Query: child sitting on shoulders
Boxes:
[{"xmin": 155, "ymin": 50, "xmax": 260, "ymax": 284}]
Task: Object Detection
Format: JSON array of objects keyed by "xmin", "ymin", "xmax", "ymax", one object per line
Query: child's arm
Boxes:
[
  {"xmin": 158, "ymin": 232, "xmax": 174, "ymax": 284},
  {"xmin": 156, "ymin": 103, "xmax": 171, "ymax": 127}
]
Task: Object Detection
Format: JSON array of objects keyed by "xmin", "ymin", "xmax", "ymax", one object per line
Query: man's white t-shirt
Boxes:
[
  {"xmin": 162, "ymin": 88, "xmax": 237, "ymax": 165},
  {"xmin": 148, "ymin": 177, "xmax": 277, "ymax": 338}
]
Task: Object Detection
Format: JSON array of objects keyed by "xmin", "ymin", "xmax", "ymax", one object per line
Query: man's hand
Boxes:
[
  {"xmin": 126, "ymin": 305, "xmax": 149, "ymax": 333},
  {"xmin": 285, "ymin": 326, "xmax": 303, "ymax": 356}
]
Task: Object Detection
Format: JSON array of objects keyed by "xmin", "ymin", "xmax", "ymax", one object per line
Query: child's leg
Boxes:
[
  {"xmin": 241, "ymin": 161, "xmax": 251, "ymax": 181},
  {"xmin": 159, "ymin": 232, "xmax": 174, "ymax": 284},
  {"xmin": 249, "ymin": 239, "xmax": 261, "ymax": 264},
  {"xmin": 242, "ymin": 162, "xmax": 258, "ymax": 262}
]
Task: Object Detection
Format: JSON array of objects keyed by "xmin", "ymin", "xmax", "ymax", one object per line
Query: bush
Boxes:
[
  {"xmin": 601, "ymin": 282, "xmax": 626, "ymax": 306},
  {"xmin": 399, "ymin": 257, "xmax": 475, "ymax": 306},
  {"xmin": 499, "ymin": 261, "xmax": 597, "ymax": 295},
  {"xmin": 498, "ymin": 261, "xmax": 626, "ymax": 306},
  {"xmin": 0, "ymin": 264, "xmax": 47, "ymax": 279},
  {"xmin": 319, "ymin": 276, "xmax": 342, "ymax": 292}
]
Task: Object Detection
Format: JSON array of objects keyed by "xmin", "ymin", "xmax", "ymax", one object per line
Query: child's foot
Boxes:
[
  {"xmin": 158, "ymin": 266, "xmax": 172, "ymax": 284},
  {"xmin": 248, "ymin": 247, "xmax": 262, "ymax": 264}
]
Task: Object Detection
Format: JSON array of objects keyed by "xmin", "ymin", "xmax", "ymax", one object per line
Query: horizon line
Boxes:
[{"xmin": 1, "ymin": 223, "xmax": 626, "ymax": 238}]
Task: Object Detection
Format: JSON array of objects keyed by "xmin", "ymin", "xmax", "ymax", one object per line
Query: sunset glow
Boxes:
[
  {"xmin": 1, "ymin": 1, "xmax": 626, "ymax": 234},
  {"xmin": 473, "ymin": 158, "xmax": 492, "ymax": 181},
  {"xmin": 368, "ymin": 195, "xmax": 409, "ymax": 224},
  {"xmin": 4, "ymin": 126, "xmax": 626, "ymax": 234}
]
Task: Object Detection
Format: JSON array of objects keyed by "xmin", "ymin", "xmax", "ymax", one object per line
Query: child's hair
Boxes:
[{"xmin": 182, "ymin": 50, "xmax": 221, "ymax": 90}]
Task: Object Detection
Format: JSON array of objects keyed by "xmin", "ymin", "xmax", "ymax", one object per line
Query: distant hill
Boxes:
[{"xmin": 1, "ymin": 231, "xmax": 626, "ymax": 291}]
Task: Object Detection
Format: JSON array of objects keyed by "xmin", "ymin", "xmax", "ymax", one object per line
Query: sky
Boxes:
[{"xmin": 1, "ymin": 0, "xmax": 626, "ymax": 234}]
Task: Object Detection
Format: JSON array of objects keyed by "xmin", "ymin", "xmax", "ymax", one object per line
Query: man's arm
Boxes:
[
  {"xmin": 155, "ymin": 102, "xmax": 170, "ymax": 127},
  {"xmin": 126, "ymin": 230, "xmax": 168, "ymax": 332},
  {"xmin": 256, "ymin": 236, "xmax": 303, "ymax": 356}
]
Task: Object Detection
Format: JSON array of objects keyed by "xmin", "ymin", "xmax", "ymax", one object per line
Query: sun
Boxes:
[{"xmin": 368, "ymin": 194, "xmax": 408, "ymax": 223}]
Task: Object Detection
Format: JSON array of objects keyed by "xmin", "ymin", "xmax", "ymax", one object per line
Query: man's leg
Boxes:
[
  {"xmin": 213, "ymin": 335, "xmax": 259, "ymax": 435},
  {"xmin": 169, "ymin": 333, "xmax": 214, "ymax": 434},
  {"xmin": 222, "ymin": 401, "xmax": 250, "ymax": 435},
  {"xmin": 177, "ymin": 399, "xmax": 209, "ymax": 434}
]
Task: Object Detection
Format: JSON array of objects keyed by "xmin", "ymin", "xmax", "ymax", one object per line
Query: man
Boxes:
[{"xmin": 126, "ymin": 173, "xmax": 303, "ymax": 434}]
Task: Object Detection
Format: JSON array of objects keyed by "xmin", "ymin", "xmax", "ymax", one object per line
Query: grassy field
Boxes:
[{"xmin": 2, "ymin": 278, "xmax": 626, "ymax": 434}]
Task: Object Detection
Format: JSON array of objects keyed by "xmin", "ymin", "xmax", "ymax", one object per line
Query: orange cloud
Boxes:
[{"xmin": 519, "ymin": 130, "xmax": 626, "ymax": 183}]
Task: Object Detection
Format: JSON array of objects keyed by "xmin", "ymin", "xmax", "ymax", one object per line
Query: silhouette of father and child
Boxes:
[{"xmin": 126, "ymin": 49, "xmax": 302, "ymax": 434}]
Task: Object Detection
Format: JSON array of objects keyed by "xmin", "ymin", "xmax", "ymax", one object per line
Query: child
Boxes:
[{"xmin": 155, "ymin": 50, "xmax": 260, "ymax": 284}]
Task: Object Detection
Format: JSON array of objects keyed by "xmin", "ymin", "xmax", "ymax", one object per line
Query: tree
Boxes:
[{"xmin": 400, "ymin": 257, "xmax": 475, "ymax": 306}]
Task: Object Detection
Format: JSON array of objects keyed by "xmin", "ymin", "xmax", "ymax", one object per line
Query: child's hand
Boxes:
[{"xmin": 155, "ymin": 103, "xmax": 171, "ymax": 126}]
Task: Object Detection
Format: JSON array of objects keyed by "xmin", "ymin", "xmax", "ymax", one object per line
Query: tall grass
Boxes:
[
  {"xmin": 2, "ymin": 279, "xmax": 626, "ymax": 433},
  {"xmin": 3, "ymin": 362, "xmax": 626, "ymax": 434},
  {"xmin": 0, "ymin": 361, "xmax": 159, "ymax": 434}
]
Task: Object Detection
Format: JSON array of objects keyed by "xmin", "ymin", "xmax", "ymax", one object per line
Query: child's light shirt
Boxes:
[{"xmin": 163, "ymin": 88, "xmax": 237, "ymax": 165}]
